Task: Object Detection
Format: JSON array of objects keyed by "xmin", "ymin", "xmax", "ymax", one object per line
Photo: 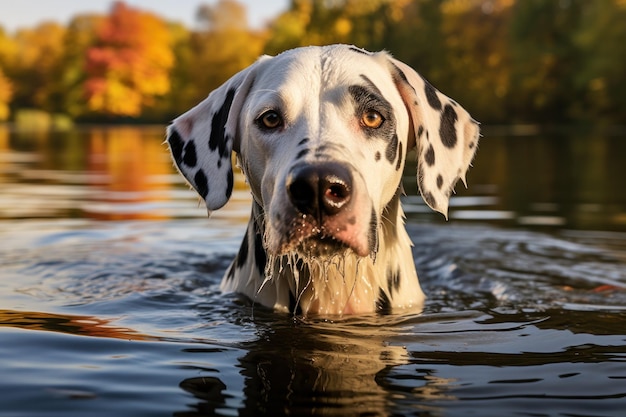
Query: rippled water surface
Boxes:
[{"xmin": 1, "ymin": 126, "xmax": 626, "ymax": 416}]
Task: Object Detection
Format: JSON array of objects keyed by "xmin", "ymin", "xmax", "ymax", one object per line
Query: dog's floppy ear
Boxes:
[
  {"xmin": 166, "ymin": 57, "xmax": 267, "ymax": 212},
  {"xmin": 387, "ymin": 57, "xmax": 480, "ymax": 218}
]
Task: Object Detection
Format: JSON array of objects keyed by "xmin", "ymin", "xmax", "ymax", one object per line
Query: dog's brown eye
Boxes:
[
  {"xmin": 258, "ymin": 110, "xmax": 282, "ymax": 129},
  {"xmin": 361, "ymin": 110, "xmax": 384, "ymax": 129}
]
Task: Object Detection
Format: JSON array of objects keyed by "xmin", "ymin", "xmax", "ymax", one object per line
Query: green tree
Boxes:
[
  {"xmin": 571, "ymin": 0, "xmax": 626, "ymax": 122},
  {"xmin": 435, "ymin": 0, "xmax": 513, "ymax": 123},
  {"xmin": 508, "ymin": 0, "xmax": 584, "ymax": 123}
]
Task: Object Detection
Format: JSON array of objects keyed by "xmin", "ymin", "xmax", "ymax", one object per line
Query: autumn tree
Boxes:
[
  {"xmin": 60, "ymin": 14, "xmax": 103, "ymax": 118},
  {"xmin": 5, "ymin": 22, "xmax": 66, "ymax": 112},
  {"xmin": 434, "ymin": 0, "xmax": 513, "ymax": 123},
  {"xmin": 184, "ymin": 0, "xmax": 266, "ymax": 107},
  {"xmin": 0, "ymin": 69, "xmax": 11, "ymax": 121},
  {"xmin": 148, "ymin": 22, "xmax": 194, "ymax": 120},
  {"xmin": 2, "ymin": 0, "xmax": 626, "ymax": 124},
  {"xmin": 265, "ymin": 0, "xmax": 411, "ymax": 54},
  {"xmin": 0, "ymin": 27, "xmax": 15, "ymax": 120},
  {"xmin": 84, "ymin": 1, "xmax": 174, "ymax": 117}
]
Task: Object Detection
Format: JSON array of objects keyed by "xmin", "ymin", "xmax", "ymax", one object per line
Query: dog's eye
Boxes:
[
  {"xmin": 361, "ymin": 110, "xmax": 384, "ymax": 129},
  {"xmin": 257, "ymin": 110, "xmax": 283, "ymax": 130}
]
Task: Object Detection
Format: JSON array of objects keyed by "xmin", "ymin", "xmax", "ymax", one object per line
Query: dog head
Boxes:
[{"xmin": 167, "ymin": 45, "xmax": 479, "ymax": 258}]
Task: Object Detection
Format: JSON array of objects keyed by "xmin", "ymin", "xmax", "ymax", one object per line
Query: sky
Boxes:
[{"xmin": 0, "ymin": 0, "xmax": 290, "ymax": 32}]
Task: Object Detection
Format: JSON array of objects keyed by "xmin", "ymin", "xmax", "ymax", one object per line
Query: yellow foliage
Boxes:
[
  {"xmin": 334, "ymin": 18, "xmax": 352, "ymax": 37},
  {"xmin": 442, "ymin": 0, "xmax": 514, "ymax": 15},
  {"xmin": 87, "ymin": 76, "xmax": 143, "ymax": 117},
  {"xmin": 14, "ymin": 22, "xmax": 66, "ymax": 70},
  {"xmin": 0, "ymin": 69, "xmax": 11, "ymax": 121},
  {"xmin": 84, "ymin": 2, "xmax": 174, "ymax": 117}
]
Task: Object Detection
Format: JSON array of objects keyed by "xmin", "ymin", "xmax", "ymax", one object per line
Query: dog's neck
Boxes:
[{"xmin": 221, "ymin": 190, "xmax": 425, "ymax": 316}]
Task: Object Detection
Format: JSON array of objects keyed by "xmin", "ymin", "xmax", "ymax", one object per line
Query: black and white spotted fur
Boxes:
[{"xmin": 167, "ymin": 45, "xmax": 479, "ymax": 316}]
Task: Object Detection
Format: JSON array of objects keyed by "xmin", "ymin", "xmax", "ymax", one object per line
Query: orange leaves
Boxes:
[
  {"xmin": 0, "ymin": 69, "xmax": 12, "ymax": 120},
  {"xmin": 84, "ymin": 2, "xmax": 173, "ymax": 117}
]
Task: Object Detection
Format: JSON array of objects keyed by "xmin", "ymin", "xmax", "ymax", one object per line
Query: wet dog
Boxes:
[{"xmin": 167, "ymin": 45, "xmax": 479, "ymax": 315}]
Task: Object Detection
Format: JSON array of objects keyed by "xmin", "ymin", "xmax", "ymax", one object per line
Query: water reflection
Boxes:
[
  {"xmin": 178, "ymin": 314, "xmax": 439, "ymax": 416},
  {"xmin": 0, "ymin": 209, "xmax": 624, "ymax": 415},
  {"xmin": 1, "ymin": 125, "xmax": 626, "ymax": 231},
  {"xmin": 85, "ymin": 127, "xmax": 173, "ymax": 220},
  {"xmin": 0, "ymin": 308, "xmax": 148, "ymax": 340},
  {"xmin": 456, "ymin": 128, "xmax": 626, "ymax": 230}
]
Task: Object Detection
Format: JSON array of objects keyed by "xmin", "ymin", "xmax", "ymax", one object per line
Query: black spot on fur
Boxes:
[
  {"xmin": 376, "ymin": 289, "xmax": 392, "ymax": 313},
  {"xmin": 225, "ymin": 264, "xmax": 235, "ymax": 281},
  {"xmin": 168, "ymin": 129, "xmax": 184, "ymax": 166},
  {"xmin": 417, "ymin": 125, "xmax": 424, "ymax": 139},
  {"xmin": 437, "ymin": 174, "xmax": 444, "ymax": 189},
  {"xmin": 422, "ymin": 191, "xmax": 436, "ymax": 209},
  {"xmin": 194, "ymin": 169, "xmax": 209, "ymax": 199},
  {"xmin": 298, "ymin": 137, "xmax": 310, "ymax": 146},
  {"xmin": 418, "ymin": 166, "xmax": 437, "ymax": 207},
  {"xmin": 424, "ymin": 144, "xmax": 435, "ymax": 166},
  {"xmin": 253, "ymin": 211, "xmax": 267, "ymax": 275},
  {"xmin": 209, "ymin": 88, "xmax": 236, "ymax": 157},
  {"xmin": 296, "ymin": 148, "xmax": 309, "ymax": 160},
  {"xmin": 349, "ymin": 46, "xmax": 371, "ymax": 55},
  {"xmin": 385, "ymin": 133, "xmax": 399, "ymax": 163},
  {"xmin": 254, "ymin": 232, "xmax": 266, "ymax": 275},
  {"xmin": 390, "ymin": 63, "xmax": 410, "ymax": 87},
  {"xmin": 469, "ymin": 142, "xmax": 475, "ymax": 149},
  {"xmin": 349, "ymin": 85, "xmax": 391, "ymax": 115},
  {"xmin": 226, "ymin": 168, "xmax": 234, "ymax": 200},
  {"xmin": 423, "ymin": 78, "xmax": 442, "ymax": 110},
  {"xmin": 316, "ymin": 144, "xmax": 329, "ymax": 153},
  {"xmin": 387, "ymin": 269, "xmax": 401, "ymax": 294},
  {"xmin": 236, "ymin": 231, "xmax": 249, "ymax": 269},
  {"xmin": 375, "ymin": 151, "xmax": 381, "ymax": 161},
  {"xmin": 182, "ymin": 140, "xmax": 197, "ymax": 167},
  {"xmin": 348, "ymin": 84, "xmax": 396, "ymax": 140},
  {"xmin": 440, "ymin": 104, "xmax": 458, "ymax": 148},
  {"xmin": 368, "ymin": 208, "xmax": 379, "ymax": 255},
  {"xmin": 395, "ymin": 142, "xmax": 403, "ymax": 171}
]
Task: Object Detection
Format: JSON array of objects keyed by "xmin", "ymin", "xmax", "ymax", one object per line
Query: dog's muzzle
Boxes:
[
  {"xmin": 279, "ymin": 162, "xmax": 371, "ymax": 257},
  {"xmin": 287, "ymin": 162, "xmax": 352, "ymax": 220}
]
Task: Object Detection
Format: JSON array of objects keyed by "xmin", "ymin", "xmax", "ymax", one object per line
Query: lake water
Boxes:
[{"xmin": 1, "ymin": 125, "xmax": 625, "ymax": 416}]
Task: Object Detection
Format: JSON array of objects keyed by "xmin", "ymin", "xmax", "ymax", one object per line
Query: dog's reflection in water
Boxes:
[{"xmin": 177, "ymin": 312, "xmax": 453, "ymax": 416}]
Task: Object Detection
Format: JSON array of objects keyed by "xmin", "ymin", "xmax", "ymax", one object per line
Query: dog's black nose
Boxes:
[{"xmin": 287, "ymin": 163, "xmax": 352, "ymax": 217}]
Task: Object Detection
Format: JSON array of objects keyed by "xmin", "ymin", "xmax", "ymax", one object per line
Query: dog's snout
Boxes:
[{"xmin": 287, "ymin": 163, "xmax": 352, "ymax": 217}]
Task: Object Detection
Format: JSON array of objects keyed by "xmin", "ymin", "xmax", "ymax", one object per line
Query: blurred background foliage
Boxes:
[{"xmin": 0, "ymin": 0, "xmax": 625, "ymax": 125}]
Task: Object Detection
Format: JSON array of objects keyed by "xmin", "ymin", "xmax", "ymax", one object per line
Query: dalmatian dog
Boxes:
[{"xmin": 167, "ymin": 44, "xmax": 479, "ymax": 316}]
